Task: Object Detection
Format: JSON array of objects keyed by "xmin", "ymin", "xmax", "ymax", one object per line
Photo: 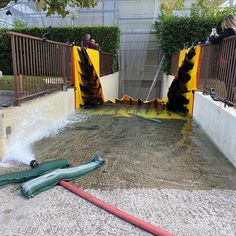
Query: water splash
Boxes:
[
  {"xmin": 0, "ymin": 162, "xmax": 12, "ymax": 167},
  {"xmin": 1, "ymin": 110, "xmax": 87, "ymax": 166}
]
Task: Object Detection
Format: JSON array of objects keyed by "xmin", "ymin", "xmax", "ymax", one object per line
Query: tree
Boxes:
[
  {"xmin": 0, "ymin": 0, "xmax": 17, "ymax": 9},
  {"xmin": 12, "ymin": 18, "xmax": 27, "ymax": 28},
  {"xmin": 160, "ymin": 0, "xmax": 185, "ymax": 16},
  {"xmin": 160, "ymin": 0, "xmax": 226, "ymax": 17},
  {"xmin": 0, "ymin": 0, "xmax": 97, "ymax": 17},
  {"xmin": 191, "ymin": 0, "xmax": 222, "ymax": 16}
]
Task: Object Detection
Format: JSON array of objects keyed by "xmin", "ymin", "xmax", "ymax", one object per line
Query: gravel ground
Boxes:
[{"xmin": 0, "ymin": 186, "xmax": 236, "ymax": 236}]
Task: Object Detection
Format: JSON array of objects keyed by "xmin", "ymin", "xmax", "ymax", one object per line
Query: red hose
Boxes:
[{"xmin": 60, "ymin": 180, "xmax": 174, "ymax": 236}]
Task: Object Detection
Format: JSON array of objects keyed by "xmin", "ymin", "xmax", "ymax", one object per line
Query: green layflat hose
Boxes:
[
  {"xmin": 21, "ymin": 154, "xmax": 105, "ymax": 198},
  {"xmin": 134, "ymin": 114, "xmax": 163, "ymax": 124},
  {"xmin": 65, "ymin": 125, "xmax": 100, "ymax": 131},
  {"xmin": 0, "ymin": 159, "xmax": 70, "ymax": 188}
]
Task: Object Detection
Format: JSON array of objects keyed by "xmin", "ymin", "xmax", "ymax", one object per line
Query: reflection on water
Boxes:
[{"xmin": 31, "ymin": 110, "xmax": 236, "ymax": 191}]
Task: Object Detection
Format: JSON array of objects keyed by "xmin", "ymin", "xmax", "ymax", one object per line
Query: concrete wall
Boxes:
[
  {"xmin": 0, "ymin": 88, "xmax": 75, "ymax": 160},
  {"xmin": 160, "ymin": 74, "xmax": 174, "ymax": 99},
  {"xmin": 100, "ymin": 72, "xmax": 119, "ymax": 100},
  {"xmin": 193, "ymin": 92, "xmax": 236, "ymax": 167}
]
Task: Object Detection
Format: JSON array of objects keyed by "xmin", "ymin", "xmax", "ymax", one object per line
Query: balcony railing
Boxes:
[
  {"xmin": 8, "ymin": 32, "xmax": 114, "ymax": 105},
  {"xmin": 170, "ymin": 51, "xmax": 180, "ymax": 76},
  {"xmin": 100, "ymin": 51, "xmax": 113, "ymax": 76},
  {"xmin": 170, "ymin": 35, "xmax": 236, "ymax": 106},
  {"xmin": 198, "ymin": 36, "xmax": 236, "ymax": 105},
  {"xmin": 9, "ymin": 31, "xmax": 73, "ymax": 105}
]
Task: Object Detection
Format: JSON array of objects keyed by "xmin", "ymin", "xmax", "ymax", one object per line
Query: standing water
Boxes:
[{"xmin": 6, "ymin": 107, "xmax": 233, "ymax": 192}]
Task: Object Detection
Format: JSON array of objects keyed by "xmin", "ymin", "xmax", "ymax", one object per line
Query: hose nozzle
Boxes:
[{"xmin": 30, "ymin": 160, "xmax": 39, "ymax": 168}]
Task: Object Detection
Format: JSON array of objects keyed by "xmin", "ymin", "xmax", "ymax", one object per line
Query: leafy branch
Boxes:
[{"xmin": 0, "ymin": 0, "xmax": 97, "ymax": 16}]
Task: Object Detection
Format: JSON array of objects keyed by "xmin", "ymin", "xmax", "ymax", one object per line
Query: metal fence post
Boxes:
[
  {"xmin": 10, "ymin": 34, "xmax": 20, "ymax": 105},
  {"xmin": 62, "ymin": 46, "xmax": 66, "ymax": 84}
]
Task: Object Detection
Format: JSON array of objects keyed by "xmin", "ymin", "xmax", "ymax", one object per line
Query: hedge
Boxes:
[
  {"xmin": 0, "ymin": 76, "xmax": 14, "ymax": 90},
  {"xmin": 155, "ymin": 9, "xmax": 236, "ymax": 74},
  {"xmin": 0, "ymin": 26, "xmax": 120, "ymax": 75}
]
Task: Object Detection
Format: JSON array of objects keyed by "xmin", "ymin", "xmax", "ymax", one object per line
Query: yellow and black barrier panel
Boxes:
[
  {"xmin": 187, "ymin": 45, "xmax": 201, "ymax": 115},
  {"xmin": 72, "ymin": 46, "xmax": 104, "ymax": 110},
  {"xmin": 166, "ymin": 46, "xmax": 201, "ymax": 116},
  {"xmin": 71, "ymin": 45, "xmax": 202, "ymax": 120}
]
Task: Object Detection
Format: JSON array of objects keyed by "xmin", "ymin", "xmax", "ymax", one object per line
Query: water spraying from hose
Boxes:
[{"xmin": 1, "ymin": 110, "xmax": 87, "ymax": 166}]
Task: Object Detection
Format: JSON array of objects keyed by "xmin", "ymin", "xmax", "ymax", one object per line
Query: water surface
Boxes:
[{"xmin": 30, "ymin": 110, "xmax": 236, "ymax": 191}]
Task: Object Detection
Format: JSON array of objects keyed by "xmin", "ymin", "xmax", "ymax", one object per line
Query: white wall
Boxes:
[
  {"xmin": 0, "ymin": 88, "xmax": 75, "ymax": 160},
  {"xmin": 100, "ymin": 72, "xmax": 119, "ymax": 100},
  {"xmin": 160, "ymin": 73, "xmax": 174, "ymax": 99},
  {"xmin": 193, "ymin": 92, "xmax": 236, "ymax": 167}
]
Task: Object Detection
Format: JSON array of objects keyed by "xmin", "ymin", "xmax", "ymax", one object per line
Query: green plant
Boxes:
[
  {"xmin": 156, "ymin": 8, "xmax": 236, "ymax": 74},
  {"xmin": 12, "ymin": 18, "xmax": 27, "ymax": 29},
  {"xmin": 0, "ymin": 75, "xmax": 14, "ymax": 90},
  {"xmin": 160, "ymin": 0, "xmax": 184, "ymax": 17},
  {"xmin": 0, "ymin": 0, "xmax": 97, "ymax": 16},
  {"xmin": 0, "ymin": 26, "xmax": 120, "ymax": 75},
  {"xmin": 191, "ymin": 0, "xmax": 222, "ymax": 17}
]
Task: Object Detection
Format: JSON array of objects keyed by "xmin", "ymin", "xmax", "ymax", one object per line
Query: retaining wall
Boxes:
[
  {"xmin": 0, "ymin": 88, "xmax": 74, "ymax": 160},
  {"xmin": 193, "ymin": 92, "xmax": 236, "ymax": 167}
]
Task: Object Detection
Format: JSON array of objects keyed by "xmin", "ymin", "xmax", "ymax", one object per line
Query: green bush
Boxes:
[
  {"xmin": 0, "ymin": 76, "xmax": 14, "ymax": 90},
  {"xmin": 0, "ymin": 26, "xmax": 120, "ymax": 75},
  {"xmin": 155, "ymin": 8, "xmax": 236, "ymax": 74},
  {"xmin": 12, "ymin": 18, "xmax": 28, "ymax": 29}
]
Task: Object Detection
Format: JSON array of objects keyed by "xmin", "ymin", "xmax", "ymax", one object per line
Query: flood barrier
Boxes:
[
  {"xmin": 0, "ymin": 159, "xmax": 70, "ymax": 188},
  {"xmin": 21, "ymin": 154, "xmax": 104, "ymax": 198},
  {"xmin": 73, "ymin": 45, "xmax": 201, "ymax": 118}
]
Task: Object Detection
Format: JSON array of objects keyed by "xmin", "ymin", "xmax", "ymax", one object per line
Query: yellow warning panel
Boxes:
[
  {"xmin": 175, "ymin": 46, "xmax": 202, "ymax": 117},
  {"xmin": 86, "ymin": 48, "xmax": 100, "ymax": 77},
  {"xmin": 186, "ymin": 46, "xmax": 201, "ymax": 116},
  {"xmin": 72, "ymin": 46, "xmax": 104, "ymax": 109},
  {"xmin": 103, "ymin": 95, "xmax": 186, "ymax": 120},
  {"xmin": 86, "ymin": 48, "xmax": 104, "ymax": 103},
  {"xmin": 178, "ymin": 48, "xmax": 189, "ymax": 68},
  {"xmin": 86, "ymin": 105, "xmax": 187, "ymax": 120},
  {"xmin": 72, "ymin": 46, "xmax": 83, "ymax": 109}
]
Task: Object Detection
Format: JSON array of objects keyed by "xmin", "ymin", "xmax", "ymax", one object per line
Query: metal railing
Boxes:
[
  {"xmin": 100, "ymin": 51, "xmax": 113, "ymax": 76},
  {"xmin": 170, "ymin": 51, "xmax": 180, "ymax": 76},
  {"xmin": 197, "ymin": 43, "xmax": 222, "ymax": 92},
  {"xmin": 198, "ymin": 35, "xmax": 236, "ymax": 106},
  {"xmin": 9, "ymin": 31, "xmax": 73, "ymax": 105},
  {"xmin": 170, "ymin": 35, "xmax": 236, "ymax": 106}
]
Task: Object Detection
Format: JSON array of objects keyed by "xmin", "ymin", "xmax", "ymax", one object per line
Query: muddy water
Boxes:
[
  {"xmin": 30, "ymin": 111, "xmax": 236, "ymax": 191},
  {"xmin": 1, "ymin": 110, "xmax": 235, "ymax": 191}
]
